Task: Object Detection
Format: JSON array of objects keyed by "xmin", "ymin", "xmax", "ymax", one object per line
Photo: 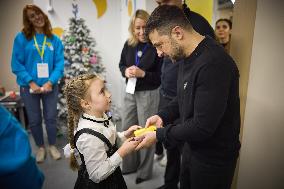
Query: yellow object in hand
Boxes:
[{"xmin": 134, "ymin": 126, "xmax": 157, "ymax": 137}]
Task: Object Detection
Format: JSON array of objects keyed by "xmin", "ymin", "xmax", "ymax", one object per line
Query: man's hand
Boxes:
[
  {"xmin": 145, "ymin": 115, "xmax": 163, "ymax": 128},
  {"xmin": 42, "ymin": 81, "xmax": 53, "ymax": 93},
  {"xmin": 124, "ymin": 125, "xmax": 142, "ymax": 138},
  {"xmin": 135, "ymin": 131, "xmax": 157, "ymax": 150}
]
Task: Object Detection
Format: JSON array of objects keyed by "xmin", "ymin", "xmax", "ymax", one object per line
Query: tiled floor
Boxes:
[{"xmin": 30, "ymin": 126, "xmax": 165, "ymax": 189}]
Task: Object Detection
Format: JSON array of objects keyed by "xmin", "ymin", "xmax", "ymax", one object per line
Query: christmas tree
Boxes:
[{"xmin": 57, "ymin": 3, "xmax": 120, "ymax": 125}]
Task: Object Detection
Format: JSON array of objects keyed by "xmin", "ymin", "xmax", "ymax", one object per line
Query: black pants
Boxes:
[
  {"xmin": 155, "ymin": 141, "xmax": 164, "ymax": 155},
  {"xmin": 157, "ymin": 92, "xmax": 181, "ymax": 189},
  {"xmin": 180, "ymin": 144, "xmax": 237, "ymax": 189},
  {"xmin": 163, "ymin": 145, "xmax": 182, "ymax": 189}
]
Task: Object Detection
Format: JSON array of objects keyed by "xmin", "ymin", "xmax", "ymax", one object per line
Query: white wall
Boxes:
[
  {"xmin": 34, "ymin": 0, "xmax": 156, "ymax": 110},
  {"xmin": 237, "ymin": 0, "xmax": 284, "ymax": 188},
  {"xmin": 0, "ymin": 0, "xmax": 32, "ymax": 91},
  {"xmin": 212, "ymin": 0, "xmax": 233, "ymax": 27}
]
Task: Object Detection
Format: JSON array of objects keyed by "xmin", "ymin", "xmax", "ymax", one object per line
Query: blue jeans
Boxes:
[{"xmin": 20, "ymin": 85, "xmax": 58, "ymax": 147}]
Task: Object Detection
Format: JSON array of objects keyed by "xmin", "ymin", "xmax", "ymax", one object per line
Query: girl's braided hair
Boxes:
[{"xmin": 63, "ymin": 73, "xmax": 99, "ymax": 170}]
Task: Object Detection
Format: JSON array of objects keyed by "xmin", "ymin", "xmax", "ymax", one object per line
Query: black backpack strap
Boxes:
[{"xmin": 74, "ymin": 128, "xmax": 113, "ymax": 151}]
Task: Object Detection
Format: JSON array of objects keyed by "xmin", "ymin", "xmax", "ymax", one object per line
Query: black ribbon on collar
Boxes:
[{"xmin": 82, "ymin": 115, "xmax": 112, "ymax": 128}]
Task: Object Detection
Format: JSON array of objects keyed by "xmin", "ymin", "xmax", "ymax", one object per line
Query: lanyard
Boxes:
[
  {"xmin": 135, "ymin": 44, "xmax": 148, "ymax": 66},
  {"xmin": 33, "ymin": 35, "xmax": 46, "ymax": 62}
]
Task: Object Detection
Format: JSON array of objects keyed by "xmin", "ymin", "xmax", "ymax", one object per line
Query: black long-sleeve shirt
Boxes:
[
  {"xmin": 157, "ymin": 37, "xmax": 241, "ymax": 163},
  {"xmin": 119, "ymin": 41, "xmax": 162, "ymax": 91},
  {"xmin": 160, "ymin": 4, "xmax": 215, "ymax": 98}
]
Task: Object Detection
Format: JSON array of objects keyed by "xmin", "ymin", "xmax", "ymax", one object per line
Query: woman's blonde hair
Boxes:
[
  {"xmin": 128, "ymin": 9, "xmax": 150, "ymax": 47},
  {"xmin": 63, "ymin": 73, "xmax": 100, "ymax": 170}
]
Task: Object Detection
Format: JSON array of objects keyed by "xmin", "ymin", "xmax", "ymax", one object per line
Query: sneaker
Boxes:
[
  {"xmin": 49, "ymin": 145, "xmax": 61, "ymax": 160},
  {"xmin": 36, "ymin": 147, "xmax": 46, "ymax": 163},
  {"xmin": 159, "ymin": 154, "xmax": 167, "ymax": 167}
]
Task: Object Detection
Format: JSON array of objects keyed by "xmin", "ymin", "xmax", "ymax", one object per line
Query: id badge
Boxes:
[
  {"xmin": 126, "ymin": 78, "xmax": 137, "ymax": 94},
  {"xmin": 37, "ymin": 63, "xmax": 49, "ymax": 78}
]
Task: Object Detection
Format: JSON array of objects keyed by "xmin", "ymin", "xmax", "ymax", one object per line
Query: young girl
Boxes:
[{"xmin": 64, "ymin": 74, "xmax": 141, "ymax": 189}]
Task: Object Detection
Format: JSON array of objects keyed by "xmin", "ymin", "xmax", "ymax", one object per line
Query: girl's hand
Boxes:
[
  {"xmin": 124, "ymin": 125, "xmax": 142, "ymax": 138},
  {"xmin": 117, "ymin": 138, "xmax": 141, "ymax": 157}
]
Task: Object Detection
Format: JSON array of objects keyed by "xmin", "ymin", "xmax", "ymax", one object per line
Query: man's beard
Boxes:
[{"xmin": 169, "ymin": 38, "xmax": 186, "ymax": 63}]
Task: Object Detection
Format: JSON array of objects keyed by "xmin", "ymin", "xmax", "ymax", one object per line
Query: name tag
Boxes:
[
  {"xmin": 125, "ymin": 78, "xmax": 137, "ymax": 94},
  {"xmin": 37, "ymin": 63, "xmax": 49, "ymax": 78}
]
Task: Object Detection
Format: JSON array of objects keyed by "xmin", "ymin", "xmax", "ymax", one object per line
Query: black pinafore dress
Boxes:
[{"xmin": 74, "ymin": 128, "xmax": 127, "ymax": 189}]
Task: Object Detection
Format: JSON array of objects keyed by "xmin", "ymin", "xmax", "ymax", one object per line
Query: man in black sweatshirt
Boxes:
[
  {"xmin": 154, "ymin": 1, "xmax": 216, "ymax": 189},
  {"xmin": 136, "ymin": 5, "xmax": 240, "ymax": 189}
]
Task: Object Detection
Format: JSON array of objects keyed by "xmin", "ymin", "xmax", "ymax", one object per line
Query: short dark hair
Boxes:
[
  {"xmin": 145, "ymin": 5, "xmax": 192, "ymax": 40},
  {"xmin": 216, "ymin": 18, "xmax": 232, "ymax": 29}
]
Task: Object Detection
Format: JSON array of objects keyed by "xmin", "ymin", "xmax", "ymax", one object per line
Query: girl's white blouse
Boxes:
[{"xmin": 75, "ymin": 113, "xmax": 126, "ymax": 183}]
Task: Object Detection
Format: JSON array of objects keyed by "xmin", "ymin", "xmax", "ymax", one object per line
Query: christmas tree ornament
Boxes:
[
  {"xmin": 72, "ymin": 3, "xmax": 78, "ymax": 19},
  {"xmin": 90, "ymin": 54, "xmax": 97, "ymax": 64},
  {"xmin": 68, "ymin": 36, "xmax": 75, "ymax": 43},
  {"xmin": 82, "ymin": 47, "xmax": 89, "ymax": 54}
]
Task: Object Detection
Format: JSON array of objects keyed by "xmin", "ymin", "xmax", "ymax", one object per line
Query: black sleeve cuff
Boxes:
[
  {"xmin": 157, "ymin": 124, "xmax": 181, "ymax": 150},
  {"xmin": 157, "ymin": 111, "xmax": 170, "ymax": 125},
  {"xmin": 156, "ymin": 128, "xmax": 165, "ymax": 142},
  {"xmin": 121, "ymin": 67, "xmax": 126, "ymax": 77}
]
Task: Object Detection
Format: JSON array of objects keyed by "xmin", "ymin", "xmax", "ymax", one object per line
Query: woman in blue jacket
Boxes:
[{"xmin": 11, "ymin": 4, "xmax": 64, "ymax": 163}]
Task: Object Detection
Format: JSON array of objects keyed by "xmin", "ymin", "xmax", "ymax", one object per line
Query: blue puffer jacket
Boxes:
[{"xmin": 0, "ymin": 105, "xmax": 44, "ymax": 189}]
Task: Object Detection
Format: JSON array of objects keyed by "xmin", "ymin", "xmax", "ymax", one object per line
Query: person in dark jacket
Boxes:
[
  {"xmin": 154, "ymin": 1, "xmax": 215, "ymax": 189},
  {"xmin": 136, "ymin": 5, "xmax": 241, "ymax": 189},
  {"xmin": 118, "ymin": 9, "xmax": 162, "ymax": 184}
]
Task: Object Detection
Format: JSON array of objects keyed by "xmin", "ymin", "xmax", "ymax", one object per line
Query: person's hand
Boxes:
[
  {"xmin": 29, "ymin": 81, "xmax": 42, "ymax": 94},
  {"xmin": 42, "ymin": 81, "xmax": 53, "ymax": 93},
  {"xmin": 124, "ymin": 125, "xmax": 142, "ymax": 138},
  {"xmin": 145, "ymin": 115, "xmax": 163, "ymax": 128},
  {"xmin": 125, "ymin": 66, "xmax": 136, "ymax": 78},
  {"xmin": 135, "ymin": 131, "xmax": 157, "ymax": 150},
  {"xmin": 117, "ymin": 138, "xmax": 141, "ymax": 157},
  {"xmin": 131, "ymin": 66, "xmax": 145, "ymax": 78}
]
